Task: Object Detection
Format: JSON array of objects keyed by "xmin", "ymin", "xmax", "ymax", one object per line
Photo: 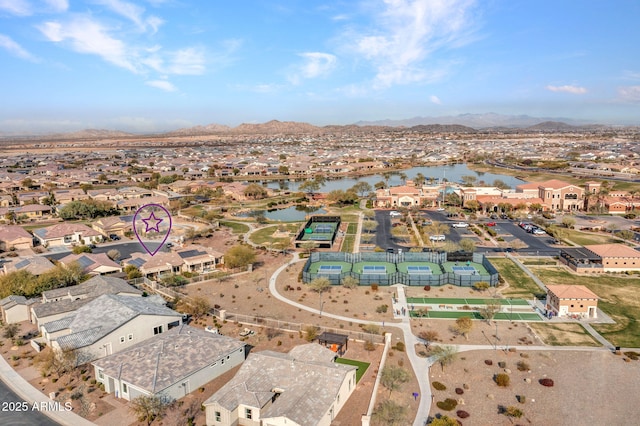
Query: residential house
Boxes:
[
  {"xmin": 0, "ymin": 295, "xmax": 39, "ymax": 324},
  {"xmin": 53, "ymin": 189, "xmax": 90, "ymax": 204},
  {"xmin": 177, "ymin": 245, "xmax": 223, "ymax": 273},
  {"xmin": 93, "ymin": 325, "xmax": 246, "ymax": 401},
  {"xmin": 124, "ymin": 252, "xmax": 183, "ymax": 279},
  {"xmin": 3, "ymin": 256, "xmax": 55, "ymax": 276},
  {"xmin": 92, "ymin": 216, "xmax": 132, "ymax": 237},
  {"xmin": 33, "ymin": 223, "xmax": 103, "ymax": 247},
  {"xmin": 42, "ymin": 294, "xmax": 182, "ymax": 363},
  {"xmin": 58, "ymin": 253, "xmax": 123, "ymax": 275},
  {"xmin": 204, "ymin": 344, "xmax": 357, "ymax": 426},
  {"xmin": 0, "ymin": 225, "xmax": 33, "ymax": 250},
  {"xmin": 32, "ymin": 275, "xmax": 142, "ymax": 327},
  {"xmin": 545, "ymin": 285, "xmax": 599, "ymax": 319},
  {"xmin": 374, "ymin": 182, "xmax": 440, "ymax": 208}
]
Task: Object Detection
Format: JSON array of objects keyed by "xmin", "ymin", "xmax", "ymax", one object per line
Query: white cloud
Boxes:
[
  {"xmin": 0, "ymin": 34, "xmax": 38, "ymax": 61},
  {"xmin": 38, "ymin": 17, "xmax": 139, "ymax": 73},
  {"xmin": 346, "ymin": 0, "xmax": 478, "ymax": 88},
  {"xmin": 617, "ymin": 86, "xmax": 640, "ymax": 103},
  {"xmin": 430, "ymin": 95, "xmax": 442, "ymax": 104},
  {"xmin": 545, "ymin": 85, "xmax": 587, "ymax": 94},
  {"xmin": 43, "ymin": 0, "xmax": 69, "ymax": 12},
  {"xmin": 146, "ymin": 79, "xmax": 176, "ymax": 92},
  {"xmin": 95, "ymin": 0, "xmax": 163, "ymax": 33},
  {"xmin": 0, "ymin": 0, "xmax": 32, "ymax": 16},
  {"xmin": 167, "ymin": 47, "xmax": 206, "ymax": 75},
  {"xmin": 288, "ymin": 52, "xmax": 337, "ymax": 84}
]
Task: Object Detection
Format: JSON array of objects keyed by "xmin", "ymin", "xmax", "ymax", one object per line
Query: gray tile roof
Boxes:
[
  {"xmin": 204, "ymin": 344, "xmax": 356, "ymax": 425},
  {"xmin": 92, "ymin": 325, "xmax": 245, "ymax": 394},
  {"xmin": 42, "ymin": 316, "xmax": 74, "ymax": 333},
  {"xmin": 42, "ymin": 276, "xmax": 141, "ymax": 300},
  {"xmin": 54, "ymin": 294, "xmax": 181, "ymax": 350},
  {"xmin": 33, "ymin": 296, "xmax": 97, "ymax": 319}
]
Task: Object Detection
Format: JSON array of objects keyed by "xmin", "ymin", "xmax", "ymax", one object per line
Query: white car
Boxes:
[
  {"xmin": 451, "ymin": 222, "xmax": 469, "ymax": 228},
  {"xmin": 436, "ymin": 207, "xmax": 445, "ymax": 211},
  {"xmin": 429, "ymin": 235, "xmax": 446, "ymax": 242},
  {"xmin": 389, "ymin": 211, "xmax": 401, "ymax": 217}
]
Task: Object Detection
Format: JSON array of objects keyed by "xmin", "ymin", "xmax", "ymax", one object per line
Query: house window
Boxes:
[
  {"xmin": 245, "ymin": 408, "xmax": 252, "ymax": 419},
  {"xmin": 221, "ymin": 358, "xmax": 225, "ymax": 365},
  {"xmin": 153, "ymin": 325, "xmax": 163, "ymax": 335},
  {"xmin": 215, "ymin": 411, "xmax": 221, "ymax": 422},
  {"xmin": 122, "ymin": 383, "xmax": 128, "ymax": 394},
  {"xmin": 98, "ymin": 370, "xmax": 104, "ymax": 380},
  {"xmin": 128, "ymin": 333, "xmax": 133, "ymax": 341},
  {"xmin": 120, "ymin": 336, "xmax": 125, "ymax": 344}
]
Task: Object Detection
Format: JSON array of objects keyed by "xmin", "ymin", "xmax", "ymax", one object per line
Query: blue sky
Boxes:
[{"xmin": 1, "ymin": 0, "xmax": 640, "ymax": 133}]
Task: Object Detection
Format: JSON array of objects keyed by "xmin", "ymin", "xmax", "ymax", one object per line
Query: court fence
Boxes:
[{"xmin": 302, "ymin": 251, "xmax": 499, "ymax": 287}]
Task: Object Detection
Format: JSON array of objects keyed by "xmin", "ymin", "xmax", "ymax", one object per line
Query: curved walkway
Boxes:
[{"xmin": 269, "ymin": 252, "xmax": 616, "ymax": 426}]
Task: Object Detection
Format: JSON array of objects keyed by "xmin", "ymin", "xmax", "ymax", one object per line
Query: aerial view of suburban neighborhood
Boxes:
[{"xmin": 2, "ymin": 1, "xmax": 640, "ymax": 426}]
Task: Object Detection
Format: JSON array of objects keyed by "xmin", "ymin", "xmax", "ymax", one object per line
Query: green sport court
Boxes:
[
  {"xmin": 442, "ymin": 261, "xmax": 488, "ymax": 275},
  {"xmin": 406, "ymin": 297, "xmax": 530, "ymax": 306},
  {"xmin": 307, "ymin": 261, "xmax": 352, "ymax": 274},
  {"xmin": 352, "ymin": 261, "xmax": 397, "ymax": 274},
  {"xmin": 397, "ymin": 262, "xmax": 443, "ymax": 275},
  {"xmin": 410, "ymin": 310, "xmax": 542, "ymax": 321},
  {"xmin": 299, "ymin": 222, "xmax": 339, "ymax": 242}
]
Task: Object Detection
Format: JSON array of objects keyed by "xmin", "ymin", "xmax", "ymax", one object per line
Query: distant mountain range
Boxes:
[
  {"xmin": 0, "ymin": 113, "xmax": 628, "ymax": 140},
  {"xmin": 354, "ymin": 113, "xmax": 598, "ymax": 128}
]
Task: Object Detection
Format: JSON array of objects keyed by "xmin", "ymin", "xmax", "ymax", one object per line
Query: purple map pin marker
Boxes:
[{"xmin": 133, "ymin": 203, "xmax": 172, "ymax": 256}]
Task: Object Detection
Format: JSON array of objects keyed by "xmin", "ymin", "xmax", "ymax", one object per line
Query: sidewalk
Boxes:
[{"xmin": 0, "ymin": 352, "xmax": 95, "ymax": 426}]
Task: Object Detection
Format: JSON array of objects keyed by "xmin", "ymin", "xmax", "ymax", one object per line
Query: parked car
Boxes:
[
  {"xmin": 205, "ymin": 325, "xmax": 220, "ymax": 334},
  {"xmin": 451, "ymin": 222, "xmax": 469, "ymax": 228},
  {"xmin": 109, "ymin": 234, "xmax": 120, "ymax": 240},
  {"xmin": 436, "ymin": 207, "xmax": 446, "ymax": 211},
  {"xmin": 389, "ymin": 211, "xmax": 401, "ymax": 217},
  {"xmin": 386, "ymin": 248, "xmax": 395, "ymax": 253},
  {"xmin": 486, "ymin": 222, "xmax": 496, "ymax": 226},
  {"xmin": 429, "ymin": 235, "xmax": 446, "ymax": 242},
  {"xmin": 239, "ymin": 328, "xmax": 255, "ymax": 337}
]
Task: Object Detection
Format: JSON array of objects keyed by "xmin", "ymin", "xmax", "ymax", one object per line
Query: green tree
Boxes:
[
  {"xmin": 224, "ymin": 245, "xmax": 257, "ymax": 269},
  {"xmin": 243, "ymin": 183, "xmax": 268, "ymax": 200},
  {"xmin": 129, "ymin": 395, "xmax": 171, "ymax": 426},
  {"xmin": 372, "ymin": 400, "xmax": 407, "ymax": 426},
  {"xmin": 453, "ymin": 316, "xmax": 473, "ymax": 340},
  {"xmin": 2, "ymin": 323, "xmax": 19, "ymax": 340},
  {"xmin": 177, "ymin": 296, "xmax": 211, "ymax": 320},
  {"xmin": 561, "ymin": 216, "xmax": 576, "ymax": 228},
  {"xmin": 459, "ymin": 238, "xmax": 476, "ymax": 253},
  {"xmin": 308, "ymin": 277, "xmax": 331, "ymax": 294},
  {"xmin": 479, "ymin": 299, "xmax": 501, "ymax": 323},
  {"xmin": 418, "ymin": 330, "xmax": 439, "ymax": 350},
  {"xmin": 72, "ymin": 245, "xmax": 92, "ymax": 254},
  {"xmin": 341, "ymin": 276, "xmax": 359, "ymax": 289},
  {"xmin": 617, "ymin": 230, "xmax": 635, "ymax": 241},
  {"xmin": 431, "ymin": 345, "xmax": 458, "ymax": 372},
  {"xmin": 380, "ymin": 365, "xmax": 410, "ymax": 396},
  {"xmin": 124, "ymin": 265, "xmax": 143, "ymax": 279},
  {"xmin": 351, "ymin": 181, "xmax": 373, "ymax": 197}
]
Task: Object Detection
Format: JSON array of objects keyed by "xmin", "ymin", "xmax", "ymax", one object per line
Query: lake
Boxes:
[{"xmin": 264, "ymin": 163, "xmax": 522, "ymax": 193}]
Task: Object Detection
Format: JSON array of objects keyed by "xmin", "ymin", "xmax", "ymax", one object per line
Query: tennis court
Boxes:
[
  {"xmin": 442, "ymin": 261, "xmax": 488, "ymax": 275},
  {"xmin": 406, "ymin": 297, "xmax": 530, "ymax": 306},
  {"xmin": 308, "ymin": 261, "xmax": 352, "ymax": 274},
  {"xmin": 397, "ymin": 262, "xmax": 443, "ymax": 275},
  {"xmin": 407, "ymin": 265, "xmax": 432, "ymax": 275},
  {"xmin": 299, "ymin": 222, "xmax": 339, "ymax": 241},
  {"xmin": 353, "ymin": 261, "xmax": 396, "ymax": 275}
]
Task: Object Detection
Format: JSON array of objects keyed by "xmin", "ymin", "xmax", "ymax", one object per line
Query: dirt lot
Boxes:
[{"xmin": 429, "ymin": 349, "xmax": 640, "ymax": 425}]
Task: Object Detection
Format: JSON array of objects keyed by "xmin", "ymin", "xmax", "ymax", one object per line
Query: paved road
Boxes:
[
  {"xmin": 374, "ymin": 210, "xmax": 406, "ymax": 251},
  {"xmin": 0, "ymin": 380, "xmax": 59, "ymax": 426}
]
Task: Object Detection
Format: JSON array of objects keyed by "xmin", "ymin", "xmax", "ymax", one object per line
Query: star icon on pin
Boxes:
[{"xmin": 141, "ymin": 211, "xmax": 163, "ymax": 233}]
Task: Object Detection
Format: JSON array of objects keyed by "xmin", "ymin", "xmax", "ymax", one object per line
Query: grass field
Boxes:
[
  {"xmin": 249, "ymin": 224, "xmax": 298, "ymax": 246},
  {"xmin": 564, "ymin": 229, "xmax": 621, "ymax": 246},
  {"xmin": 219, "ymin": 220, "xmax": 250, "ymax": 234},
  {"xmin": 335, "ymin": 358, "xmax": 370, "ymax": 383},
  {"xmin": 532, "ymin": 267, "xmax": 640, "ymax": 347},
  {"xmin": 341, "ymin": 235, "xmax": 355, "ymax": 253},
  {"xmin": 346, "ymin": 222, "xmax": 358, "ymax": 234},
  {"xmin": 490, "ymin": 258, "xmax": 546, "ymax": 299},
  {"xmin": 529, "ymin": 322, "xmax": 600, "ymax": 347}
]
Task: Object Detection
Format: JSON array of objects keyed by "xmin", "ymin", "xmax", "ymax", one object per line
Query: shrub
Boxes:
[
  {"xmin": 517, "ymin": 361, "xmax": 530, "ymax": 371},
  {"xmin": 484, "ymin": 359, "xmax": 493, "ymax": 366},
  {"xmin": 423, "ymin": 285, "xmax": 431, "ymax": 291},
  {"xmin": 371, "ymin": 284, "xmax": 379, "ymax": 292},
  {"xmin": 363, "ymin": 341, "xmax": 376, "ymax": 351},
  {"xmin": 517, "ymin": 395, "xmax": 526, "ymax": 404},
  {"xmin": 456, "ymin": 410, "xmax": 470, "ymax": 419},
  {"xmin": 498, "ymin": 361, "xmax": 506, "ymax": 368},
  {"xmin": 432, "ymin": 381, "xmax": 447, "ymax": 391},
  {"xmin": 436, "ymin": 398, "xmax": 458, "ymax": 411},
  {"xmin": 393, "ymin": 342, "xmax": 405, "ymax": 352},
  {"xmin": 455, "ymin": 388, "xmax": 464, "ymax": 395},
  {"xmin": 539, "ymin": 378, "xmax": 554, "ymax": 387},
  {"xmin": 495, "ymin": 373, "xmax": 510, "ymax": 387},
  {"xmin": 376, "ymin": 304, "xmax": 388, "ymax": 313},
  {"xmin": 624, "ymin": 351, "xmax": 639, "ymax": 360}
]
